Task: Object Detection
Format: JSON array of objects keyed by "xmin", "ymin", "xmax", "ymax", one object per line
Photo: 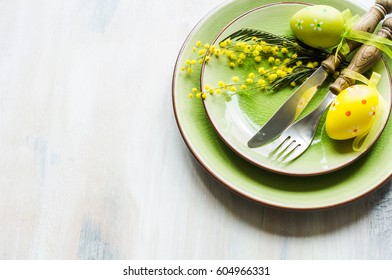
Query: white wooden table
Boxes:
[{"xmin": 0, "ymin": 0, "xmax": 391, "ymax": 260}]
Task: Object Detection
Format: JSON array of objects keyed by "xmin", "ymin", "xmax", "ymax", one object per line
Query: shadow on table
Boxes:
[{"xmin": 191, "ymin": 157, "xmax": 391, "ymax": 237}]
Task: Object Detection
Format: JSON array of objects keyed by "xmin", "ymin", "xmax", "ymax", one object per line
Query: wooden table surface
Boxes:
[{"xmin": 0, "ymin": 0, "xmax": 391, "ymax": 260}]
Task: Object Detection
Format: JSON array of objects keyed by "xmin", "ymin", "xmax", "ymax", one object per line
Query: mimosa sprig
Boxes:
[{"xmin": 182, "ymin": 28, "xmax": 345, "ymax": 99}]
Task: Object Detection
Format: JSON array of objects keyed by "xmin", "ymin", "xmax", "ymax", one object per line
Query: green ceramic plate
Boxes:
[
  {"xmin": 172, "ymin": 0, "xmax": 392, "ymax": 210},
  {"xmin": 201, "ymin": 2, "xmax": 391, "ymax": 176}
]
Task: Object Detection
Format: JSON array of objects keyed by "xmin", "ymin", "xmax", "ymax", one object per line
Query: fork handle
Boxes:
[
  {"xmin": 301, "ymin": 92, "xmax": 337, "ymax": 132},
  {"xmin": 330, "ymin": 17, "xmax": 392, "ymax": 94},
  {"xmin": 322, "ymin": 0, "xmax": 392, "ymax": 74}
]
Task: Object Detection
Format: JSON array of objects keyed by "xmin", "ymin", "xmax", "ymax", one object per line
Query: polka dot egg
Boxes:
[
  {"xmin": 290, "ymin": 5, "xmax": 345, "ymax": 49},
  {"xmin": 326, "ymin": 85, "xmax": 379, "ymax": 140}
]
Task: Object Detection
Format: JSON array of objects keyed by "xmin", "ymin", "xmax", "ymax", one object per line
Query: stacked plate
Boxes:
[{"xmin": 172, "ymin": 0, "xmax": 392, "ymax": 210}]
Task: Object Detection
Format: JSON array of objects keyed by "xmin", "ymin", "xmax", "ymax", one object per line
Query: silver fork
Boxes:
[
  {"xmin": 267, "ymin": 92, "xmax": 335, "ymax": 163},
  {"xmin": 267, "ymin": 17, "xmax": 392, "ymax": 164}
]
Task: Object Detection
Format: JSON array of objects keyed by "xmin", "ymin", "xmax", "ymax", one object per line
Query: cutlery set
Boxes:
[{"xmin": 247, "ymin": 0, "xmax": 392, "ymax": 163}]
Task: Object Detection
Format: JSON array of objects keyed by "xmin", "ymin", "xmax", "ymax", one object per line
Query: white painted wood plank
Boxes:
[{"xmin": 0, "ymin": 0, "xmax": 390, "ymax": 260}]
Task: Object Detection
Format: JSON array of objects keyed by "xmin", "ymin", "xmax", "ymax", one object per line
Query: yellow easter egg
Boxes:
[
  {"xmin": 290, "ymin": 5, "xmax": 345, "ymax": 49},
  {"xmin": 326, "ymin": 85, "xmax": 379, "ymax": 140}
]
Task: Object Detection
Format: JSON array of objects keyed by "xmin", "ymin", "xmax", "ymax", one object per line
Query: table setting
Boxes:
[
  {"xmin": 1, "ymin": 0, "xmax": 392, "ymax": 261},
  {"xmin": 173, "ymin": 0, "xmax": 392, "ymax": 210}
]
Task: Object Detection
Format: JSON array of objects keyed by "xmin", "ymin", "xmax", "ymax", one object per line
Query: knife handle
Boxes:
[
  {"xmin": 322, "ymin": 0, "xmax": 392, "ymax": 74},
  {"xmin": 329, "ymin": 17, "xmax": 392, "ymax": 95}
]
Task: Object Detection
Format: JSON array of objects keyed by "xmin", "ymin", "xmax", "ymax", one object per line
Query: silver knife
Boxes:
[{"xmin": 248, "ymin": 0, "xmax": 392, "ymax": 148}]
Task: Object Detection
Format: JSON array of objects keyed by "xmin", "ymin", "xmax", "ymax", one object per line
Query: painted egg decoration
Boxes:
[
  {"xmin": 290, "ymin": 5, "xmax": 345, "ymax": 49},
  {"xmin": 326, "ymin": 85, "xmax": 379, "ymax": 140}
]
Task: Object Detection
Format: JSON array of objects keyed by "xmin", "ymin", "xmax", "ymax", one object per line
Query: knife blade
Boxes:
[
  {"xmin": 247, "ymin": 0, "xmax": 392, "ymax": 148},
  {"xmin": 247, "ymin": 66, "xmax": 328, "ymax": 148}
]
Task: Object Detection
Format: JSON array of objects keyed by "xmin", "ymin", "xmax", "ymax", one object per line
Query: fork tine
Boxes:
[
  {"xmin": 267, "ymin": 130, "xmax": 309, "ymax": 163},
  {"xmin": 270, "ymin": 136, "xmax": 301, "ymax": 161},
  {"xmin": 281, "ymin": 144, "xmax": 305, "ymax": 163},
  {"xmin": 269, "ymin": 135, "xmax": 292, "ymax": 159},
  {"xmin": 278, "ymin": 141, "xmax": 301, "ymax": 162},
  {"xmin": 274, "ymin": 140, "xmax": 301, "ymax": 162}
]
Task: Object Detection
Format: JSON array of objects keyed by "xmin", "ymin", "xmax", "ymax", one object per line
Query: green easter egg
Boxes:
[{"xmin": 290, "ymin": 5, "xmax": 345, "ymax": 49}]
